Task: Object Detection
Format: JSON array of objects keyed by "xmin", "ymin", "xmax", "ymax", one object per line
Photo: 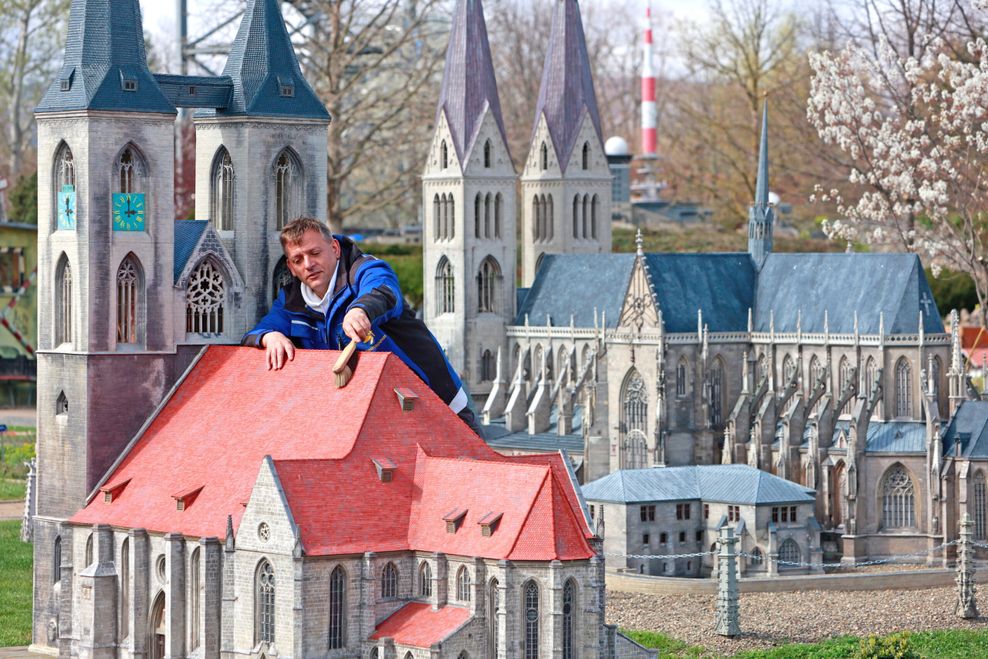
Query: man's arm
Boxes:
[
  {"xmin": 346, "ymin": 257, "xmax": 405, "ymax": 329},
  {"xmin": 242, "ymin": 291, "xmax": 296, "ymax": 370}
]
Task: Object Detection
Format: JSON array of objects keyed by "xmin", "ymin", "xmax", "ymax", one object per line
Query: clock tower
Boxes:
[{"xmin": 31, "ymin": 0, "xmax": 186, "ymax": 649}]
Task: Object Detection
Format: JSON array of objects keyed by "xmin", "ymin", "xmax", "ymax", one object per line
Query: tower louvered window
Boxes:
[
  {"xmin": 186, "ymin": 260, "xmax": 225, "ymax": 334},
  {"xmin": 475, "ymin": 193, "xmax": 482, "ymax": 238},
  {"xmin": 494, "ymin": 193, "xmax": 502, "ymax": 238},
  {"xmin": 477, "ymin": 257, "xmax": 500, "ymax": 313},
  {"xmin": 524, "ymin": 581, "xmax": 539, "ymax": 658},
  {"xmin": 484, "ymin": 193, "xmax": 492, "ymax": 238},
  {"xmin": 55, "ymin": 256, "xmax": 72, "ymax": 345},
  {"xmin": 328, "ymin": 566, "xmax": 346, "ymax": 648},
  {"xmin": 540, "ymin": 142, "xmax": 548, "ymax": 170},
  {"xmin": 582, "ymin": 142, "xmax": 590, "ymax": 170},
  {"xmin": 274, "ymin": 149, "xmax": 302, "ymax": 230},
  {"xmin": 881, "ymin": 465, "xmax": 915, "ymax": 528},
  {"xmin": 582, "ymin": 194, "xmax": 589, "ymax": 238},
  {"xmin": 480, "ymin": 349, "xmax": 495, "ymax": 382},
  {"xmin": 591, "ymin": 194, "xmax": 599, "ymax": 239},
  {"xmin": 53, "ymin": 142, "xmax": 75, "ymax": 231},
  {"xmin": 436, "ymin": 257, "xmax": 454, "ymax": 315},
  {"xmin": 441, "ymin": 140, "xmax": 449, "ymax": 169},
  {"xmin": 484, "ymin": 139, "xmax": 492, "ymax": 168},
  {"xmin": 572, "ymin": 195, "xmax": 579, "ymax": 238},
  {"xmin": 255, "ymin": 560, "xmax": 275, "ymax": 644},
  {"xmin": 115, "ymin": 145, "xmax": 146, "ymax": 194},
  {"xmin": 116, "ymin": 255, "xmax": 142, "ymax": 345},
  {"xmin": 211, "ymin": 148, "xmax": 234, "ymax": 231}
]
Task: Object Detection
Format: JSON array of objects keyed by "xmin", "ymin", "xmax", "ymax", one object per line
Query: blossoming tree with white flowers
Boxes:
[{"xmin": 807, "ymin": 4, "xmax": 988, "ymax": 326}]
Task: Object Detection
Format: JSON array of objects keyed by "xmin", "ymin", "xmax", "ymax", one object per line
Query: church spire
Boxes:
[
  {"xmin": 532, "ymin": 0, "xmax": 603, "ymax": 172},
  {"xmin": 747, "ymin": 100, "xmax": 774, "ymax": 269},
  {"xmin": 217, "ymin": 0, "xmax": 329, "ymax": 119},
  {"xmin": 437, "ymin": 0, "xmax": 509, "ymax": 165},
  {"xmin": 37, "ymin": 0, "xmax": 174, "ymax": 114}
]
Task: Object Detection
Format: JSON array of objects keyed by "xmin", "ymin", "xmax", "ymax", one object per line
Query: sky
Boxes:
[{"xmin": 139, "ymin": 0, "xmax": 712, "ymax": 73}]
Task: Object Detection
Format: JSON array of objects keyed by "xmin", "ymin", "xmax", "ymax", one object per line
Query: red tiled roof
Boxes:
[
  {"xmin": 962, "ymin": 326, "xmax": 988, "ymax": 350},
  {"xmin": 71, "ymin": 347, "xmax": 594, "ymax": 561},
  {"xmin": 370, "ymin": 602, "xmax": 470, "ymax": 647}
]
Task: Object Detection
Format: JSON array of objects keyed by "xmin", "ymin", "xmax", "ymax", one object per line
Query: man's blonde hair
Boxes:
[{"xmin": 279, "ymin": 217, "xmax": 334, "ymax": 248}]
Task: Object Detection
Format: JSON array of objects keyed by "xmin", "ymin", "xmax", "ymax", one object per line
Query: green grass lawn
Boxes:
[
  {"xmin": 0, "ymin": 519, "xmax": 32, "ymax": 647},
  {"xmin": 0, "ymin": 479, "xmax": 25, "ymax": 501},
  {"xmin": 623, "ymin": 628, "xmax": 988, "ymax": 658}
]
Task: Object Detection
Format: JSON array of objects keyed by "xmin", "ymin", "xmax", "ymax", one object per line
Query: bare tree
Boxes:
[
  {"xmin": 292, "ymin": 0, "xmax": 451, "ymax": 230},
  {"xmin": 0, "ymin": 0, "xmax": 69, "ymax": 179}
]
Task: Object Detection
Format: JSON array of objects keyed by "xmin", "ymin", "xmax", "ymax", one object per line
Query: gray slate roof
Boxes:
[
  {"xmin": 204, "ymin": 0, "xmax": 329, "ymax": 120},
  {"xmin": 865, "ymin": 421, "xmax": 927, "ymax": 454},
  {"xmin": 37, "ymin": 0, "xmax": 175, "ymax": 114},
  {"xmin": 153, "ymin": 74, "xmax": 233, "ymax": 109},
  {"xmin": 484, "ymin": 406, "xmax": 584, "ymax": 454},
  {"xmin": 942, "ymin": 400, "xmax": 988, "ymax": 458},
  {"xmin": 582, "ymin": 464, "xmax": 815, "ymax": 505},
  {"xmin": 437, "ymin": 0, "xmax": 510, "ymax": 165},
  {"xmin": 644, "ymin": 254, "xmax": 755, "ymax": 333},
  {"xmin": 755, "ymin": 253, "xmax": 944, "ymax": 334},
  {"xmin": 532, "ymin": 0, "xmax": 603, "ymax": 171},
  {"xmin": 174, "ymin": 221, "xmax": 209, "ymax": 282},
  {"xmin": 515, "ymin": 253, "xmax": 634, "ymax": 327}
]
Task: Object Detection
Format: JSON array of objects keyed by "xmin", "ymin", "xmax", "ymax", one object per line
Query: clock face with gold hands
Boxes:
[{"xmin": 112, "ymin": 193, "xmax": 146, "ymax": 232}]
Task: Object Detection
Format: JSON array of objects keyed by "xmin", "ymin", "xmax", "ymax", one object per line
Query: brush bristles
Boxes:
[{"xmin": 335, "ymin": 364, "xmax": 354, "ymax": 388}]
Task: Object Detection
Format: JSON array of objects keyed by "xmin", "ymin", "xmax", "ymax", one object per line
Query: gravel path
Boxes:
[{"xmin": 606, "ymin": 586, "xmax": 988, "ymax": 655}]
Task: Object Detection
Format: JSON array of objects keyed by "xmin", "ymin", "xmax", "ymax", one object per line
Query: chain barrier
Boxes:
[{"xmin": 601, "ymin": 541, "xmax": 960, "ymax": 568}]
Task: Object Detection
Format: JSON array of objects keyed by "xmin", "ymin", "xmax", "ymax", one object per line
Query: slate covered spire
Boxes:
[
  {"xmin": 436, "ymin": 0, "xmax": 510, "ymax": 165},
  {"xmin": 747, "ymin": 100, "xmax": 774, "ymax": 269},
  {"xmin": 217, "ymin": 0, "xmax": 329, "ymax": 120},
  {"xmin": 36, "ymin": 0, "xmax": 174, "ymax": 114},
  {"xmin": 532, "ymin": 0, "xmax": 604, "ymax": 171}
]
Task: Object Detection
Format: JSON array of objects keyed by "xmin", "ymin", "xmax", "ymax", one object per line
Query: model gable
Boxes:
[
  {"xmin": 522, "ymin": 115, "xmax": 562, "ymax": 179},
  {"xmin": 238, "ymin": 456, "xmax": 302, "ymax": 556},
  {"xmin": 462, "ymin": 106, "xmax": 514, "ymax": 178},
  {"xmin": 424, "ymin": 112, "xmax": 464, "ymax": 178},
  {"xmin": 618, "ymin": 256, "xmax": 661, "ymax": 332}
]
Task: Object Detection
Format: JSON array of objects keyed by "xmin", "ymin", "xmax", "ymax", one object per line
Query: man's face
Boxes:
[{"xmin": 284, "ymin": 229, "xmax": 340, "ymax": 298}]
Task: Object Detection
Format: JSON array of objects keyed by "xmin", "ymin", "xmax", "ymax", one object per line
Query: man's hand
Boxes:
[
  {"xmin": 261, "ymin": 331, "xmax": 295, "ymax": 370},
  {"xmin": 343, "ymin": 308, "xmax": 372, "ymax": 343}
]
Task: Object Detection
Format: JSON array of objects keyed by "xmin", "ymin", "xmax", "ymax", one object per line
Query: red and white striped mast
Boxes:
[{"xmin": 641, "ymin": 2, "xmax": 658, "ymax": 159}]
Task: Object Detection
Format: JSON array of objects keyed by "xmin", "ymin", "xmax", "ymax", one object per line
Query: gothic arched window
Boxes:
[
  {"xmin": 487, "ymin": 578, "xmax": 500, "ymax": 659},
  {"xmin": 838, "ymin": 356, "xmax": 852, "ymax": 416},
  {"xmin": 56, "ymin": 391, "xmax": 68, "ymax": 416},
  {"xmin": 274, "ymin": 148, "xmax": 303, "ymax": 230},
  {"xmin": 210, "ymin": 147, "xmax": 234, "ymax": 232},
  {"xmin": 53, "ymin": 142, "xmax": 75, "ymax": 230},
  {"xmin": 623, "ymin": 369, "xmax": 648, "ymax": 436},
  {"xmin": 456, "ymin": 565, "xmax": 471, "ymax": 601},
  {"xmin": 480, "ymin": 349, "xmax": 496, "ymax": 382},
  {"xmin": 186, "ymin": 259, "xmax": 225, "ymax": 334},
  {"xmin": 676, "ymin": 357, "xmax": 688, "ymax": 398},
  {"xmin": 782, "ymin": 354, "xmax": 796, "ymax": 384},
  {"xmin": 477, "ymin": 257, "xmax": 500, "ymax": 313},
  {"xmin": 895, "ymin": 358, "xmax": 912, "ymax": 418},
  {"xmin": 494, "ymin": 193, "xmax": 502, "ymax": 238},
  {"xmin": 545, "ymin": 194, "xmax": 554, "ymax": 240},
  {"xmin": 474, "ymin": 193, "xmax": 482, "ymax": 238},
  {"xmin": 710, "ymin": 358, "xmax": 725, "ymax": 426},
  {"xmin": 53, "ymin": 536, "xmax": 62, "ymax": 584},
  {"xmin": 419, "ymin": 561, "xmax": 432, "ymax": 597},
  {"xmin": 864, "ymin": 356, "xmax": 878, "ymax": 397},
  {"xmin": 582, "ymin": 142, "xmax": 590, "ymax": 170},
  {"xmin": 448, "ymin": 196, "xmax": 455, "ymax": 239},
  {"xmin": 563, "ymin": 579, "xmax": 577, "ymax": 659},
  {"xmin": 436, "ymin": 256, "xmax": 454, "ymax": 315},
  {"xmin": 778, "ymin": 539, "xmax": 800, "ymax": 568},
  {"xmin": 114, "ymin": 143, "xmax": 147, "ymax": 194},
  {"xmin": 255, "ymin": 560, "xmax": 275, "ymax": 644},
  {"xmin": 750, "ymin": 547, "xmax": 763, "ymax": 566},
  {"xmin": 116, "ymin": 255, "xmax": 143, "ymax": 345},
  {"xmin": 533, "ymin": 196, "xmax": 541, "ymax": 241},
  {"xmin": 484, "ymin": 139, "xmax": 492, "ymax": 168},
  {"xmin": 55, "ymin": 255, "xmax": 72, "ymax": 346},
  {"xmin": 328, "ymin": 566, "xmax": 346, "ymax": 648},
  {"xmin": 524, "ymin": 581, "xmax": 539, "ymax": 659},
  {"xmin": 85, "ymin": 533, "xmax": 93, "ymax": 567},
  {"xmin": 881, "ymin": 464, "xmax": 915, "ymax": 529},
  {"xmin": 440, "ymin": 140, "xmax": 449, "ymax": 170},
  {"xmin": 381, "ymin": 562, "xmax": 398, "ymax": 599},
  {"xmin": 975, "ymin": 471, "xmax": 987, "ymax": 541},
  {"xmin": 540, "ymin": 141, "xmax": 548, "ymax": 170},
  {"xmin": 434, "ymin": 194, "xmax": 441, "ymax": 241},
  {"xmin": 188, "ymin": 546, "xmax": 199, "ymax": 649}
]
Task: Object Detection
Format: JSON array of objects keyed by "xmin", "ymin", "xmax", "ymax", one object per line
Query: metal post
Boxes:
[
  {"xmin": 715, "ymin": 526, "xmax": 741, "ymax": 637},
  {"xmin": 956, "ymin": 513, "xmax": 978, "ymax": 619}
]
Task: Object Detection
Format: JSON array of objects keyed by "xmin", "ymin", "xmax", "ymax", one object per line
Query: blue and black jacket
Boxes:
[{"xmin": 242, "ymin": 236, "xmax": 467, "ymax": 412}]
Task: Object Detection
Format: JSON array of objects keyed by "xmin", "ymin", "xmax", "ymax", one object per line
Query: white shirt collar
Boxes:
[{"xmin": 299, "ymin": 262, "xmax": 339, "ymax": 315}]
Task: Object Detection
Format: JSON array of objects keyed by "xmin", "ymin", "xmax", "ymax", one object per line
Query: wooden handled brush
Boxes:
[{"xmin": 333, "ymin": 332, "xmax": 373, "ymax": 388}]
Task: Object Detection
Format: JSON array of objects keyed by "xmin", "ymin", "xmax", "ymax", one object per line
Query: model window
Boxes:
[
  {"xmin": 328, "ymin": 566, "xmax": 346, "ymax": 648},
  {"xmin": 186, "ymin": 259, "xmax": 225, "ymax": 334},
  {"xmin": 255, "ymin": 560, "xmax": 275, "ymax": 644},
  {"xmin": 524, "ymin": 581, "xmax": 539, "ymax": 658},
  {"xmin": 274, "ymin": 148, "xmax": 303, "ymax": 230},
  {"xmin": 456, "ymin": 565, "xmax": 471, "ymax": 602},
  {"xmin": 381, "ymin": 562, "xmax": 398, "ymax": 599},
  {"xmin": 210, "ymin": 147, "xmax": 234, "ymax": 232},
  {"xmin": 436, "ymin": 256, "xmax": 455, "ymax": 315},
  {"xmin": 116, "ymin": 255, "xmax": 143, "ymax": 345}
]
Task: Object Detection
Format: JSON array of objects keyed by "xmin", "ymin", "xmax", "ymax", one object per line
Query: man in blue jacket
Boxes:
[{"xmin": 242, "ymin": 217, "xmax": 479, "ymax": 433}]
